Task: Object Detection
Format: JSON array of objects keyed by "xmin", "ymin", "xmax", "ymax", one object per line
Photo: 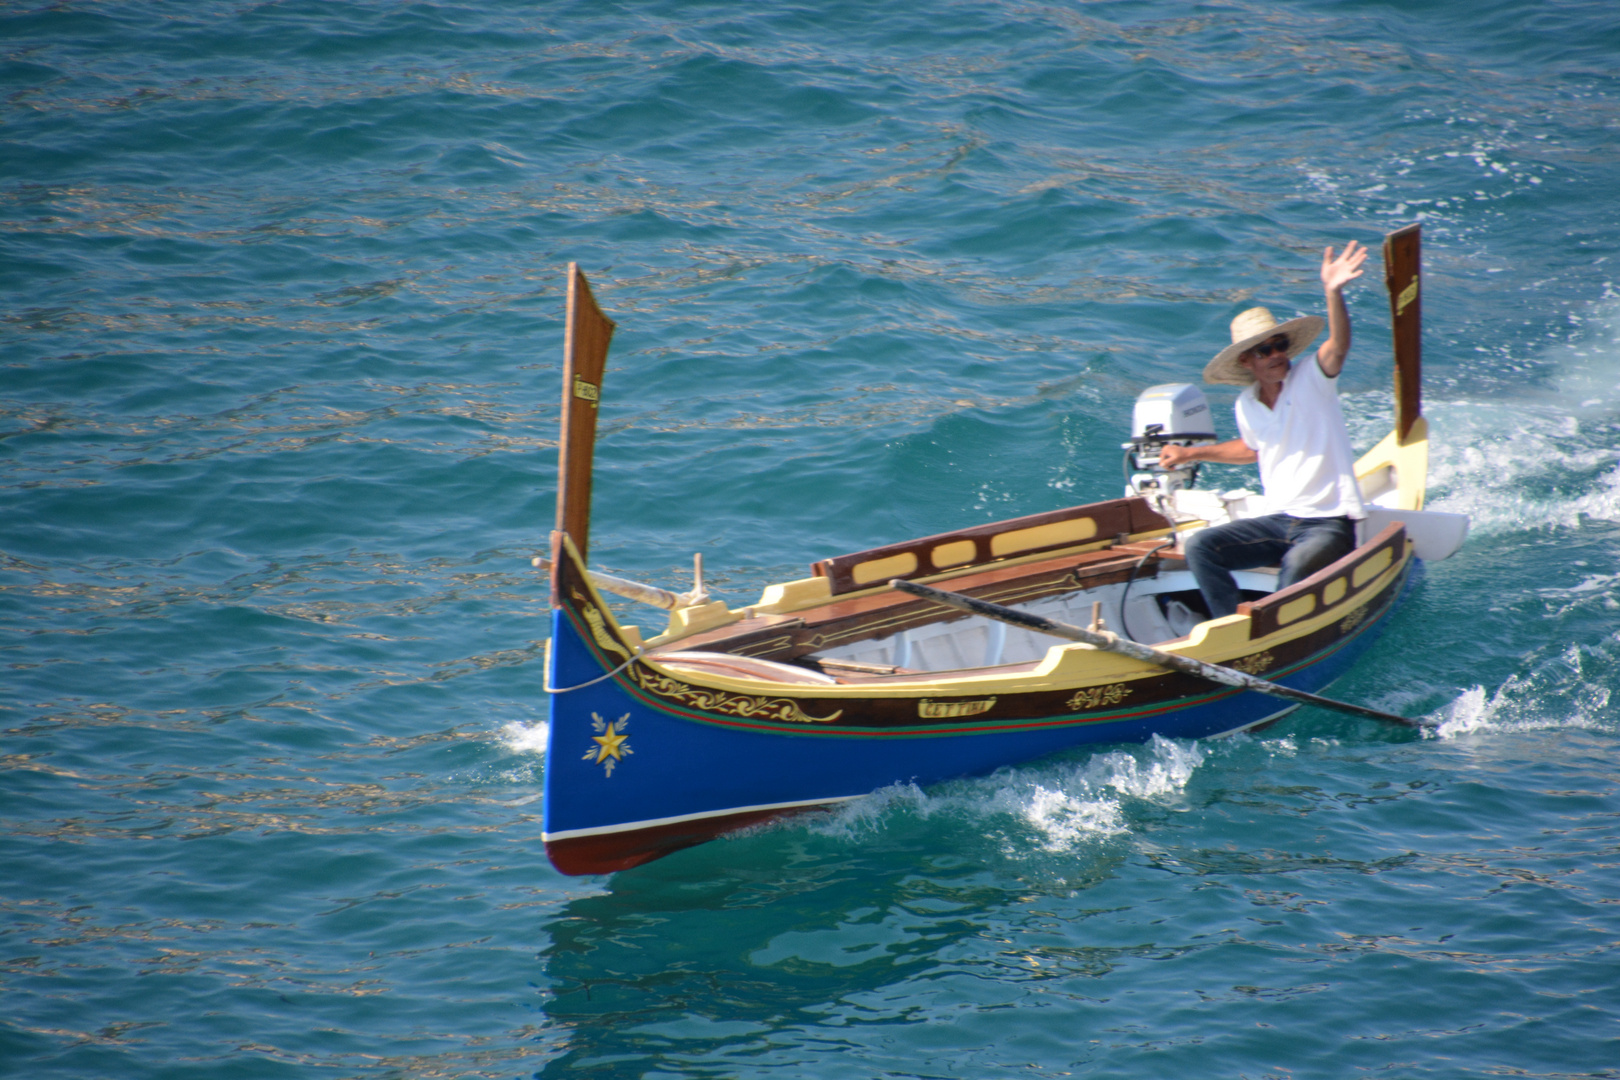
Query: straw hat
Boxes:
[{"xmin": 1202, "ymin": 307, "xmax": 1325, "ymax": 386}]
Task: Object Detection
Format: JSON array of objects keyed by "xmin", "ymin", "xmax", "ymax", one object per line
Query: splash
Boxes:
[
  {"xmin": 1419, "ymin": 293, "xmax": 1620, "ymax": 533},
  {"xmin": 991, "ymin": 782, "xmax": 1126, "ymax": 851},
  {"xmin": 1088, "ymin": 734, "xmax": 1205, "ymax": 798},
  {"xmin": 498, "ymin": 720, "xmax": 549, "ymax": 756},
  {"xmin": 1433, "ymin": 667, "xmax": 1612, "ymax": 739},
  {"xmin": 808, "ymin": 735, "xmax": 1204, "ymax": 854},
  {"xmin": 988, "ymin": 736, "xmax": 1206, "ymax": 852}
]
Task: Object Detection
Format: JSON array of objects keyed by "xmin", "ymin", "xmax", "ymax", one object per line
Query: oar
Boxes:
[
  {"xmin": 889, "ymin": 578, "xmax": 1425, "ymax": 729},
  {"xmin": 531, "ymin": 551, "xmax": 709, "ymax": 611}
]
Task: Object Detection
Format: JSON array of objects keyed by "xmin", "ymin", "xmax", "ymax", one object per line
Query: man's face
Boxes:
[{"xmin": 1239, "ymin": 333, "xmax": 1292, "ymax": 384}]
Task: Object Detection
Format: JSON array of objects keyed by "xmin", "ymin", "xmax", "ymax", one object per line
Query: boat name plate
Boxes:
[{"xmin": 917, "ymin": 697, "xmax": 997, "ymax": 718}]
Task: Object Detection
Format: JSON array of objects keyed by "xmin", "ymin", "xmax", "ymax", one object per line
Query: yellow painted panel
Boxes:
[
  {"xmin": 751, "ymin": 575, "xmax": 832, "ymax": 614},
  {"xmin": 1277, "ymin": 593, "xmax": 1316, "ymax": 625},
  {"xmin": 931, "ymin": 540, "xmax": 977, "ymax": 568},
  {"xmin": 852, "ymin": 551, "xmax": 919, "ymax": 586},
  {"xmin": 990, "ymin": 517, "xmax": 1097, "ymax": 557},
  {"xmin": 1323, "ymin": 578, "xmax": 1347, "ymax": 605},
  {"xmin": 1397, "ymin": 278, "xmax": 1420, "ymax": 314},
  {"xmin": 1352, "ymin": 546, "xmax": 1394, "ymax": 588}
]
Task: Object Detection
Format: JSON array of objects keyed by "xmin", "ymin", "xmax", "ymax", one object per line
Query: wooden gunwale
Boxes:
[
  {"xmin": 553, "ymin": 529, "xmax": 1412, "ymax": 735},
  {"xmin": 810, "ymin": 495, "xmax": 1173, "ymax": 595},
  {"xmin": 1241, "ymin": 523, "xmax": 1407, "ymax": 641},
  {"xmin": 555, "ymin": 566, "xmax": 1406, "ymax": 738}
]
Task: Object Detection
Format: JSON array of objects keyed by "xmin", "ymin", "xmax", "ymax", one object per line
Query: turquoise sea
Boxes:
[{"xmin": 4, "ymin": 1, "xmax": 1620, "ymax": 1076}]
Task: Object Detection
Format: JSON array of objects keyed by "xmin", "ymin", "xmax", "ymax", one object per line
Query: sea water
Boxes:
[{"xmin": 3, "ymin": 1, "xmax": 1619, "ymax": 1077}]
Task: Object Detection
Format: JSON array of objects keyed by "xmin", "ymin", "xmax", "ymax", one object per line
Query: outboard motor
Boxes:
[{"xmin": 1123, "ymin": 383, "xmax": 1217, "ymax": 499}]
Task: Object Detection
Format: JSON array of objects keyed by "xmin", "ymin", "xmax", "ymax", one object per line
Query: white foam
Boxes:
[
  {"xmin": 1432, "ymin": 666, "xmax": 1611, "ymax": 739},
  {"xmin": 1414, "ymin": 293, "xmax": 1620, "ymax": 533},
  {"xmin": 808, "ymin": 735, "xmax": 1203, "ymax": 855},
  {"xmin": 990, "ymin": 782, "xmax": 1126, "ymax": 851},
  {"xmin": 498, "ymin": 720, "xmax": 549, "ymax": 755},
  {"xmin": 1090, "ymin": 733, "xmax": 1206, "ymax": 798}
]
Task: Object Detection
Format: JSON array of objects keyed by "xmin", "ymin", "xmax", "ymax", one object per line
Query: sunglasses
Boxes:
[{"xmin": 1248, "ymin": 336, "xmax": 1291, "ymax": 359}]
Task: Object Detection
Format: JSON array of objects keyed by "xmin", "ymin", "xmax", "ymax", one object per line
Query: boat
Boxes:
[{"xmin": 539, "ymin": 225, "xmax": 1468, "ymax": 876}]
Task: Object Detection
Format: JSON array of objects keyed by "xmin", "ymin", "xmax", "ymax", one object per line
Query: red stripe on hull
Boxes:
[{"xmin": 544, "ymin": 803, "xmax": 834, "ymax": 875}]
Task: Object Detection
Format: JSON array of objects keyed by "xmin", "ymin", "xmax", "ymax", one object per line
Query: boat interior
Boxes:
[{"xmin": 610, "ymin": 429, "xmax": 1441, "ymax": 688}]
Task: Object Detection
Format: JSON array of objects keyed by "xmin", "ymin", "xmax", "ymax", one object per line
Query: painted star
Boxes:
[{"xmin": 584, "ymin": 714, "xmax": 631, "ymax": 776}]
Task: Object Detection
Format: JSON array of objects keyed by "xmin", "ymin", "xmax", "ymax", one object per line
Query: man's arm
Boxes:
[
  {"xmin": 1158, "ymin": 438, "xmax": 1257, "ymax": 469},
  {"xmin": 1316, "ymin": 239, "xmax": 1368, "ymax": 378}
]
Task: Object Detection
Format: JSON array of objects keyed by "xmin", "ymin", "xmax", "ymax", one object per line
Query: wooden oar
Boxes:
[
  {"xmin": 889, "ymin": 578, "xmax": 1425, "ymax": 729},
  {"xmin": 532, "ymin": 552, "xmax": 708, "ymax": 612}
]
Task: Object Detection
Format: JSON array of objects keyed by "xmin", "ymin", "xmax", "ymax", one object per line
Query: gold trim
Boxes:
[
  {"xmin": 1396, "ymin": 278, "xmax": 1419, "ymax": 315},
  {"xmin": 736, "ymin": 635, "xmax": 797, "ymax": 657},
  {"xmin": 632, "ymin": 666, "xmax": 843, "ymax": 724},
  {"xmin": 1067, "ymin": 683, "xmax": 1131, "ymax": 711},
  {"xmin": 1228, "ymin": 651, "xmax": 1275, "ymax": 675},
  {"xmin": 578, "ymin": 600, "xmax": 630, "ymax": 659}
]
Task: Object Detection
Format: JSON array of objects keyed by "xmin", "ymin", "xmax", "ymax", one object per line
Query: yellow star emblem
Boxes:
[{"xmin": 583, "ymin": 713, "xmax": 632, "ymax": 777}]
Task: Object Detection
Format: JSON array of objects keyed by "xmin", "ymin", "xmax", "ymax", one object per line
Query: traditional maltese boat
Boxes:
[{"xmin": 540, "ymin": 225, "xmax": 1467, "ymax": 875}]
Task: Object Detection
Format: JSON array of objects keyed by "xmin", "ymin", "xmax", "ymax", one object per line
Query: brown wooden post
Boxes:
[
  {"xmin": 555, "ymin": 264, "xmax": 616, "ymax": 566},
  {"xmin": 1384, "ymin": 224, "xmax": 1422, "ymax": 443}
]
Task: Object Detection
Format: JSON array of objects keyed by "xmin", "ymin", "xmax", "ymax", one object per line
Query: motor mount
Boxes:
[{"xmin": 1123, "ymin": 383, "xmax": 1217, "ymax": 499}]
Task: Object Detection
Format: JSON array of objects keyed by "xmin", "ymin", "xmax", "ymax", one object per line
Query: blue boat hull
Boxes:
[{"xmin": 541, "ymin": 560, "xmax": 1417, "ymax": 875}]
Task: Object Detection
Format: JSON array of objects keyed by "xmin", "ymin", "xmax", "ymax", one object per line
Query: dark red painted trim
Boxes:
[{"xmin": 545, "ymin": 804, "xmax": 833, "ymax": 875}]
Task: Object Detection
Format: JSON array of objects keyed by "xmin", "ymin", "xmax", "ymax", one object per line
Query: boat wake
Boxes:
[
  {"xmin": 807, "ymin": 735, "xmax": 1205, "ymax": 856},
  {"xmin": 1426, "ymin": 294, "xmax": 1620, "ymax": 532},
  {"xmin": 1433, "ymin": 660, "xmax": 1615, "ymax": 739}
]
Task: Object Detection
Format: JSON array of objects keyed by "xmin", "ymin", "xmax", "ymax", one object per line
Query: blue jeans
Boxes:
[{"xmin": 1183, "ymin": 514, "xmax": 1357, "ymax": 619}]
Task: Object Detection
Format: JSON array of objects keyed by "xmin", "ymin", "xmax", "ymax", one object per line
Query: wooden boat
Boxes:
[{"xmin": 540, "ymin": 225, "xmax": 1466, "ymax": 876}]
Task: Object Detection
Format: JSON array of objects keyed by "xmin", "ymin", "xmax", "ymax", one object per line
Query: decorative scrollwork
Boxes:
[
  {"xmin": 1339, "ymin": 605, "xmax": 1369, "ymax": 634},
  {"xmin": 578, "ymin": 599, "xmax": 630, "ymax": 660},
  {"xmin": 1067, "ymin": 683, "xmax": 1131, "ymax": 711},
  {"xmin": 1228, "ymin": 651, "xmax": 1276, "ymax": 675},
  {"xmin": 632, "ymin": 666, "xmax": 844, "ymax": 724}
]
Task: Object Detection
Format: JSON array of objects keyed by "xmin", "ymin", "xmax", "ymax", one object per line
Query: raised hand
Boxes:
[{"xmin": 1321, "ymin": 239, "xmax": 1368, "ymax": 293}]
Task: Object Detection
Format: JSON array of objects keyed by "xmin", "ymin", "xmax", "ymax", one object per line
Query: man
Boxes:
[{"xmin": 1157, "ymin": 240, "xmax": 1370, "ymax": 619}]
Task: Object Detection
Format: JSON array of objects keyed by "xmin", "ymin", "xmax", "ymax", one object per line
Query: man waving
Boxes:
[{"xmin": 1158, "ymin": 240, "xmax": 1371, "ymax": 620}]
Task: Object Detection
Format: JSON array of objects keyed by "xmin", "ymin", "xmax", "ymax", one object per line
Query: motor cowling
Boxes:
[{"xmin": 1123, "ymin": 383, "xmax": 1217, "ymax": 498}]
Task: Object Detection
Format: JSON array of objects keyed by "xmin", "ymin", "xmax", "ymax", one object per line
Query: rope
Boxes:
[
  {"xmin": 546, "ymin": 648, "xmax": 644, "ymax": 694},
  {"xmin": 1118, "ymin": 492, "xmax": 1181, "ymax": 643}
]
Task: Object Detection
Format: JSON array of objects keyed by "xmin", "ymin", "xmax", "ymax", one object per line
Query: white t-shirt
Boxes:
[{"xmin": 1235, "ymin": 358, "xmax": 1365, "ymax": 519}]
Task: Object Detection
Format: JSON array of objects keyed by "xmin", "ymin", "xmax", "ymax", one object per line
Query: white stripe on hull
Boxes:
[{"xmin": 543, "ymin": 793, "xmax": 867, "ymax": 842}]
